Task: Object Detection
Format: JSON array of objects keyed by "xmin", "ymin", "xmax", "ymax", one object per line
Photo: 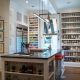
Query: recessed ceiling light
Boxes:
[
  {"xmin": 32, "ymin": 5, "xmax": 35, "ymax": 7},
  {"xmin": 26, "ymin": 0, "xmax": 28, "ymax": 4},
  {"xmin": 66, "ymin": 1, "xmax": 71, "ymax": 4}
]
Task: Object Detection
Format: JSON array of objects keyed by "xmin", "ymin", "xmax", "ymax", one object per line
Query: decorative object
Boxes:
[
  {"xmin": 0, "ymin": 20, "xmax": 4, "ymax": 30},
  {"xmin": 11, "ymin": 65, "xmax": 16, "ymax": 72},
  {"xmin": 0, "ymin": 32, "xmax": 4, "ymax": 41},
  {"xmin": 0, "ymin": 20, "xmax": 4, "ymax": 53},
  {"xmin": 0, "ymin": 43, "xmax": 4, "ymax": 53}
]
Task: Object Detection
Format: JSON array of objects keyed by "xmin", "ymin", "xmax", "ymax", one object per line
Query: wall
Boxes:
[
  {"xmin": 0, "ymin": 0, "xmax": 10, "ymax": 76},
  {"xmin": 0, "ymin": 0, "xmax": 10, "ymax": 54},
  {"xmin": 9, "ymin": 0, "xmax": 28, "ymax": 54},
  {"xmin": 58, "ymin": 8, "xmax": 80, "ymax": 13}
]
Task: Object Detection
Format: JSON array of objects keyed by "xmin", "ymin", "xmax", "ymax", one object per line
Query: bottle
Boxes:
[{"xmin": 11, "ymin": 65, "xmax": 16, "ymax": 72}]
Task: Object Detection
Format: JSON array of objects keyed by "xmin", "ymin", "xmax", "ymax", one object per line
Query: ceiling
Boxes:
[
  {"xmin": 50, "ymin": 0, "xmax": 80, "ymax": 12},
  {"xmin": 11, "ymin": 0, "xmax": 80, "ymax": 14}
]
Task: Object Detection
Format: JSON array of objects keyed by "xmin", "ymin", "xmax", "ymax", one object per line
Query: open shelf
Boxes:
[
  {"xmin": 16, "ymin": 26, "xmax": 28, "ymax": 52},
  {"xmin": 61, "ymin": 12, "xmax": 80, "ymax": 64},
  {"xmin": 5, "ymin": 71, "xmax": 44, "ymax": 77},
  {"xmin": 2, "ymin": 56, "xmax": 55, "ymax": 80},
  {"xmin": 29, "ymin": 16, "xmax": 39, "ymax": 47}
]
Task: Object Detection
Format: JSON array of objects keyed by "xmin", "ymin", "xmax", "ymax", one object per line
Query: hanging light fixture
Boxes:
[
  {"xmin": 33, "ymin": 0, "xmax": 48, "ymax": 23},
  {"xmin": 34, "ymin": 13, "xmax": 47, "ymax": 22}
]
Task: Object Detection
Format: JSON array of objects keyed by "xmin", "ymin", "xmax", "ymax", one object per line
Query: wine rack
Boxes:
[
  {"xmin": 29, "ymin": 16, "xmax": 39, "ymax": 48},
  {"xmin": 2, "ymin": 57, "xmax": 55, "ymax": 80},
  {"xmin": 5, "ymin": 62, "xmax": 44, "ymax": 75},
  {"xmin": 61, "ymin": 12, "xmax": 80, "ymax": 63}
]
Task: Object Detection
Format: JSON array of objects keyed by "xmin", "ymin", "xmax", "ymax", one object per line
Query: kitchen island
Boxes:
[{"xmin": 1, "ymin": 50, "xmax": 61, "ymax": 80}]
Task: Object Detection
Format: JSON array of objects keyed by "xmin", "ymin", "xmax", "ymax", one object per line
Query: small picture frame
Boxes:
[
  {"xmin": 0, "ymin": 20, "xmax": 4, "ymax": 30},
  {"xmin": 0, "ymin": 32, "xmax": 4, "ymax": 41},
  {"xmin": 0, "ymin": 43, "xmax": 4, "ymax": 53}
]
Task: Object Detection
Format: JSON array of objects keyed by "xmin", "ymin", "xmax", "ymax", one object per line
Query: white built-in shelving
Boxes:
[
  {"xmin": 61, "ymin": 12, "xmax": 80, "ymax": 66},
  {"xmin": 29, "ymin": 16, "xmax": 39, "ymax": 48},
  {"xmin": 16, "ymin": 25, "xmax": 28, "ymax": 52}
]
